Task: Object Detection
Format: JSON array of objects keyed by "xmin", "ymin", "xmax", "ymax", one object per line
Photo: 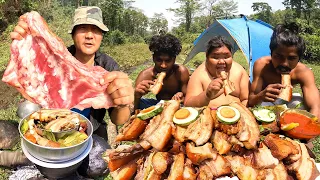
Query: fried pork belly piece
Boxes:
[
  {"xmin": 211, "ymin": 112, "xmax": 239, "ymax": 135},
  {"xmin": 172, "ymin": 125, "xmax": 188, "ymax": 143},
  {"xmin": 251, "ymin": 143, "xmax": 279, "ymax": 169},
  {"xmin": 110, "ymin": 159, "xmax": 138, "ymax": 180},
  {"xmin": 186, "ymin": 142, "xmax": 217, "ymax": 165},
  {"xmin": 198, "ymin": 155, "xmax": 231, "ymax": 179},
  {"xmin": 226, "ymin": 155, "xmax": 260, "ymax": 180},
  {"xmin": 286, "ymin": 142, "xmax": 320, "ymax": 180},
  {"xmin": 167, "ymin": 153, "xmax": 185, "ymax": 180},
  {"xmin": 140, "ymin": 100, "xmax": 180, "ymax": 151},
  {"xmin": 183, "ymin": 158, "xmax": 198, "ymax": 180},
  {"xmin": 264, "ymin": 162, "xmax": 289, "ymax": 180},
  {"xmin": 263, "ymin": 134, "xmax": 299, "ymax": 160},
  {"xmin": 261, "ymin": 121, "xmax": 280, "ymax": 134},
  {"xmin": 184, "ymin": 107, "xmax": 214, "ymax": 146},
  {"xmin": 211, "ymin": 130, "xmax": 232, "ymax": 155},
  {"xmin": 283, "ymin": 138, "xmax": 302, "ymax": 164},
  {"xmin": 116, "ymin": 116, "xmax": 148, "ymax": 142},
  {"xmin": 152, "ymin": 152, "xmax": 172, "ymax": 175},
  {"xmin": 104, "ymin": 144, "xmax": 145, "ymax": 172},
  {"xmin": 229, "ymin": 102, "xmax": 260, "ymax": 149},
  {"xmin": 29, "ymin": 109, "xmax": 72, "ymax": 122},
  {"xmin": 135, "ymin": 152, "xmax": 161, "ymax": 180}
]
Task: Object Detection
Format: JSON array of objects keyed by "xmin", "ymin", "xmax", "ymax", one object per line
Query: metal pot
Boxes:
[
  {"xmin": 19, "ymin": 110, "xmax": 93, "ymax": 163},
  {"xmin": 17, "ymin": 100, "xmax": 41, "ymax": 119}
]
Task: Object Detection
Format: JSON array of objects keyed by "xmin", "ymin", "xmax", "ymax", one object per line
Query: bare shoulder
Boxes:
[
  {"xmin": 293, "ymin": 62, "xmax": 314, "ymax": 80},
  {"xmin": 176, "ymin": 64, "xmax": 190, "ymax": 75},
  {"xmin": 253, "ymin": 56, "xmax": 271, "ymax": 70},
  {"xmin": 190, "ymin": 62, "xmax": 206, "ymax": 80},
  {"xmin": 136, "ymin": 66, "xmax": 154, "ymax": 82}
]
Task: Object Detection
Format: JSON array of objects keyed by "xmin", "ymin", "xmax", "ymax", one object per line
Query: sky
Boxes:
[{"xmin": 132, "ymin": 0, "xmax": 285, "ymax": 30}]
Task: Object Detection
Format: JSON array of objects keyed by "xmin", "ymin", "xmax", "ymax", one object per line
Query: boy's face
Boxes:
[
  {"xmin": 153, "ymin": 53, "xmax": 175, "ymax": 73},
  {"xmin": 271, "ymin": 44, "xmax": 299, "ymax": 74},
  {"xmin": 72, "ymin": 24, "xmax": 103, "ymax": 56},
  {"xmin": 206, "ymin": 45, "xmax": 233, "ymax": 76}
]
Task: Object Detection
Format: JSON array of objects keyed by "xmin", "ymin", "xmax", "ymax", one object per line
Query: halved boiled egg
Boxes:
[
  {"xmin": 173, "ymin": 107, "xmax": 199, "ymax": 126},
  {"xmin": 216, "ymin": 106, "xmax": 241, "ymax": 124}
]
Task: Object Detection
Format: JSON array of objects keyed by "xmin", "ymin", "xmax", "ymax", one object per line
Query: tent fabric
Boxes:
[{"xmin": 183, "ymin": 16, "xmax": 273, "ymax": 81}]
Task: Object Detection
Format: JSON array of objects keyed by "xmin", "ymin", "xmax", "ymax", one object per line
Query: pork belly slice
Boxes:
[
  {"xmin": 286, "ymin": 142, "xmax": 320, "ymax": 180},
  {"xmin": 116, "ymin": 116, "xmax": 148, "ymax": 142},
  {"xmin": 172, "ymin": 124, "xmax": 188, "ymax": 143},
  {"xmin": 211, "ymin": 130, "xmax": 232, "ymax": 155},
  {"xmin": 152, "ymin": 152, "xmax": 172, "ymax": 175},
  {"xmin": 263, "ymin": 134, "xmax": 299, "ymax": 160},
  {"xmin": 183, "ymin": 158, "xmax": 198, "ymax": 180},
  {"xmin": 251, "ymin": 143, "xmax": 279, "ymax": 169},
  {"xmin": 211, "ymin": 110, "xmax": 240, "ymax": 135},
  {"xmin": 186, "ymin": 142, "xmax": 217, "ymax": 165},
  {"xmin": 198, "ymin": 155, "xmax": 231, "ymax": 179},
  {"xmin": 264, "ymin": 162, "xmax": 289, "ymax": 180},
  {"xmin": 2, "ymin": 11, "xmax": 114, "ymax": 109},
  {"xmin": 110, "ymin": 159, "xmax": 138, "ymax": 180},
  {"xmin": 140, "ymin": 100, "xmax": 180, "ymax": 151},
  {"xmin": 184, "ymin": 107, "xmax": 214, "ymax": 146},
  {"xmin": 226, "ymin": 155, "xmax": 259, "ymax": 180},
  {"xmin": 134, "ymin": 152, "xmax": 161, "ymax": 180},
  {"xmin": 167, "ymin": 153, "xmax": 185, "ymax": 180},
  {"xmin": 104, "ymin": 144, "xmax": 145, "ymax": 172},
  {"xmin": 229, "ymin": 102, "xmax": 260, "ymax": 149}
]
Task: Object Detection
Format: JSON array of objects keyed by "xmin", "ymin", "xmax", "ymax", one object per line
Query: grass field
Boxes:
[{"xmin": 0, "ymin": 42, "xmax": 320, "ymax": 179}]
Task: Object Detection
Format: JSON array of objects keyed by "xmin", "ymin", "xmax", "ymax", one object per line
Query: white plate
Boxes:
[{"xmin": 22, "ymin": 137, "xmax": 93, "ymax": 168}]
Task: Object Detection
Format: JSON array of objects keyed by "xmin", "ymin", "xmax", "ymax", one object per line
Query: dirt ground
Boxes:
[{"xmin": 0, "ymin": 70, "xmax": 19, "ymax": 109}]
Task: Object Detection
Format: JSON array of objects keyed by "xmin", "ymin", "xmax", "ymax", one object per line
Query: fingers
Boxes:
[
  {"xmin": 11, "ymin": 19, "xmax": 29, "ymax": 41},
  {"xmin": 113, "ymin": 95, "xmax": 134, "ymax": 106},
  {"xmin": 101, "ymin": 71, "xmax": 128, "ymax": 85},
  {"xmin": 110, "ymin": 86, "xmax": 134, "ymax": 105},
  {"xmin": 107, "ymin": 77, "xmax": 132, "ymax": 95}
]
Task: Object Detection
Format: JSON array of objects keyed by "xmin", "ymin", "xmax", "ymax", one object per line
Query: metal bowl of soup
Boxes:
[{"xmin": 19, "ymin": 109, "xmax": 93, "ymax": 162}]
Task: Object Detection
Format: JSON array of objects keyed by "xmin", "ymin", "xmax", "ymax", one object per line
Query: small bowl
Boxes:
[{"xmin": 19, "ymin": 109, "xmax": 93, "ymax": 162}]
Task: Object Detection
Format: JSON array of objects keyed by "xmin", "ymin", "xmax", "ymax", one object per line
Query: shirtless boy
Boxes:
[
  {"xmin": 134, "ymin": 34, "xmax": 190, "ymax": 109},
  {"xmin": 248, "ymin": 23, "xmax": 320, "ymax": 118},
  {"xmin": 184, "ymin": 36, "xmax": 249, "ymax": 107}
]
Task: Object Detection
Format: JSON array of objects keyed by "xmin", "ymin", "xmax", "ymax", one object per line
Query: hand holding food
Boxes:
[
  {"xmin": 149, "ymin": 72, "xmax": 166, "ymax": 94},
  {"xmin": 261, "ymin": 83, "xmax": 285, "ymax": 102},
  {"xmin": 205, "ymin": 78, "xmax": 224, "ymax": 99},
  {"xmin": 171, "ymin": 92, "xmax": 184, "ymax": 102},
  {"xmin": 102, "ymin": 71, "xmax": 134, "ymax": 106},
  {"xmin": 135, "ymin": 80, "xmax": 155, "ymax": 98},
  {"xmin": 10, "ymin": 15, "xmax": 29, "ymax": 40}
]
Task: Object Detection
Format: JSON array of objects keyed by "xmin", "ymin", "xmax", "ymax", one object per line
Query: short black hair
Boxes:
[
  {"xmin": 206, "ymin": 36, "xmax": 233, "ymax": 57},
  {"xmin": 270, "ymin": 23, "xmax": 306, "ymax": 58},
  {"xmin": 149, "ymin": 34, "xmax": 182, "ymax": 57}
]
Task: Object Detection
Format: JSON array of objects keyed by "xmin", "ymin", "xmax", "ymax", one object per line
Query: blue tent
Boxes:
[{"xmin": 183, "ymin": 16, "xmax": 273, "ymax": 81}]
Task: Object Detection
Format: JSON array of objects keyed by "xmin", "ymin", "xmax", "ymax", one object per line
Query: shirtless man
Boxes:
[
  {"xmin": 248, "ymin": 23, "xmax": 320, "ymax": 118},
  {"xmin": 134, "ymin": 34, "xmax": 189, "ymax": 109},
  {"xmin": 184, "ymin": 36, "xmax": 249, "ymax": 107}
]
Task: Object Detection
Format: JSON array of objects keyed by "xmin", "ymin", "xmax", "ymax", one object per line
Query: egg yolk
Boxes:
[
  {"xmin": 220, "ymin": 107, "xmax": 236, "ymax": 118},
  {"xmin": 175, "ymin": 109, "xmax": 190, "ymax": 119},
  {"xmin": 141, "ymin": 106, "xmax": 155, "ymax": 113}
]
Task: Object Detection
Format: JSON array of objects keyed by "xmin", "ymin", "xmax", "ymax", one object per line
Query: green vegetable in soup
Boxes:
[
  {"xmin": 58, "ymin": 131, "xmax": 88, "ymax": 147},
  {"xmin": 43, "ymin": 130, "xmax": 56, "ymax": 142},
  {"xmin": 21, "ymin": 119, "xmax": 29, "ymax": 134}
]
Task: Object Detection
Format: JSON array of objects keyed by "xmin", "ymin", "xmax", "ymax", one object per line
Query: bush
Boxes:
[
  {"xmin": 104, "ymin": 30, "xmax": 127, "ymax": 45},
  {"xmin": 127, "ymin": 34, "xmax": 145, "ymax": 43},
  {"xmin": 302, "ymin": 34, "xmax": 320, "ymax": 62}
]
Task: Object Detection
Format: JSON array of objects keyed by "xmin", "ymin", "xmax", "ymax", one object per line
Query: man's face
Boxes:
[
  {"xmin": 153, "ymin": 53, "xmax": 175, "ymax": 73},
  {"xmin": 271, "ymin": 44, "xmax": 299, "ymax": 74},
  {"xmin": 206, "ymin": 45, "xmax": 233, "ymax": 76},
  {"xmin": 72, "ymin": 24, "xmax": 103, "ymax": 56}
]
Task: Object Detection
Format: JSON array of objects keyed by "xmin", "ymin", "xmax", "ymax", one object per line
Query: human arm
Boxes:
[
  {"xmin": 248, "ymin": 59, "xmax": 284, "ymax": 106},
  {"xmin": 184, "ymin": 71, "xmax": 224, "ymax": 107},
  {"xmin": 299, "ymin": 69, "xmax": 320, "ymax": 118},
  {"xmin": 134, "ymin": 70, "xmax": 154, "ymax": 110},
  {"xmin": 239, "ymin": 69, "xmax": 250, "ymax": 106},
  {"xmin": 171, "ymin": 65, "xmax": 190, "ymax": 102}
]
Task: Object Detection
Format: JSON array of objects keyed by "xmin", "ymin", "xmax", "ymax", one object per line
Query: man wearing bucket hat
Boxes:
[{"xmin": 11, "ymin": 6, "xmax": 132, "ymax": 131}]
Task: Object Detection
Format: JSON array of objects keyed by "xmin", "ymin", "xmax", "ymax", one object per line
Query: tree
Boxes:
[
  {"xmin": 251, "ymin": 2, "xmax": 272, "ymax": 23},
  {"xmin": 168, "ymin": 0, "xmax": 201, "ymax": 32},
  {"xmin": 211, "ymin": 0, "xmax": 238, "ymax": 18},
  {"xmin": 202, "ymin": 0, "xmax": 218, "ymax": 27},
  {"xmin": 149, "ymin": 13, "xmax": 168, "ymax": 34}
]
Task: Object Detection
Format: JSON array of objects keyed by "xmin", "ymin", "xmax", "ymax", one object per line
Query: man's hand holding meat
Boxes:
[
  {"xmin": 171, "ymin": 92, "xmax": 184, "ymax": 102},
  {"xmin": 259, "ymin": 84, "xmax": 285, "ymax": 102}
]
